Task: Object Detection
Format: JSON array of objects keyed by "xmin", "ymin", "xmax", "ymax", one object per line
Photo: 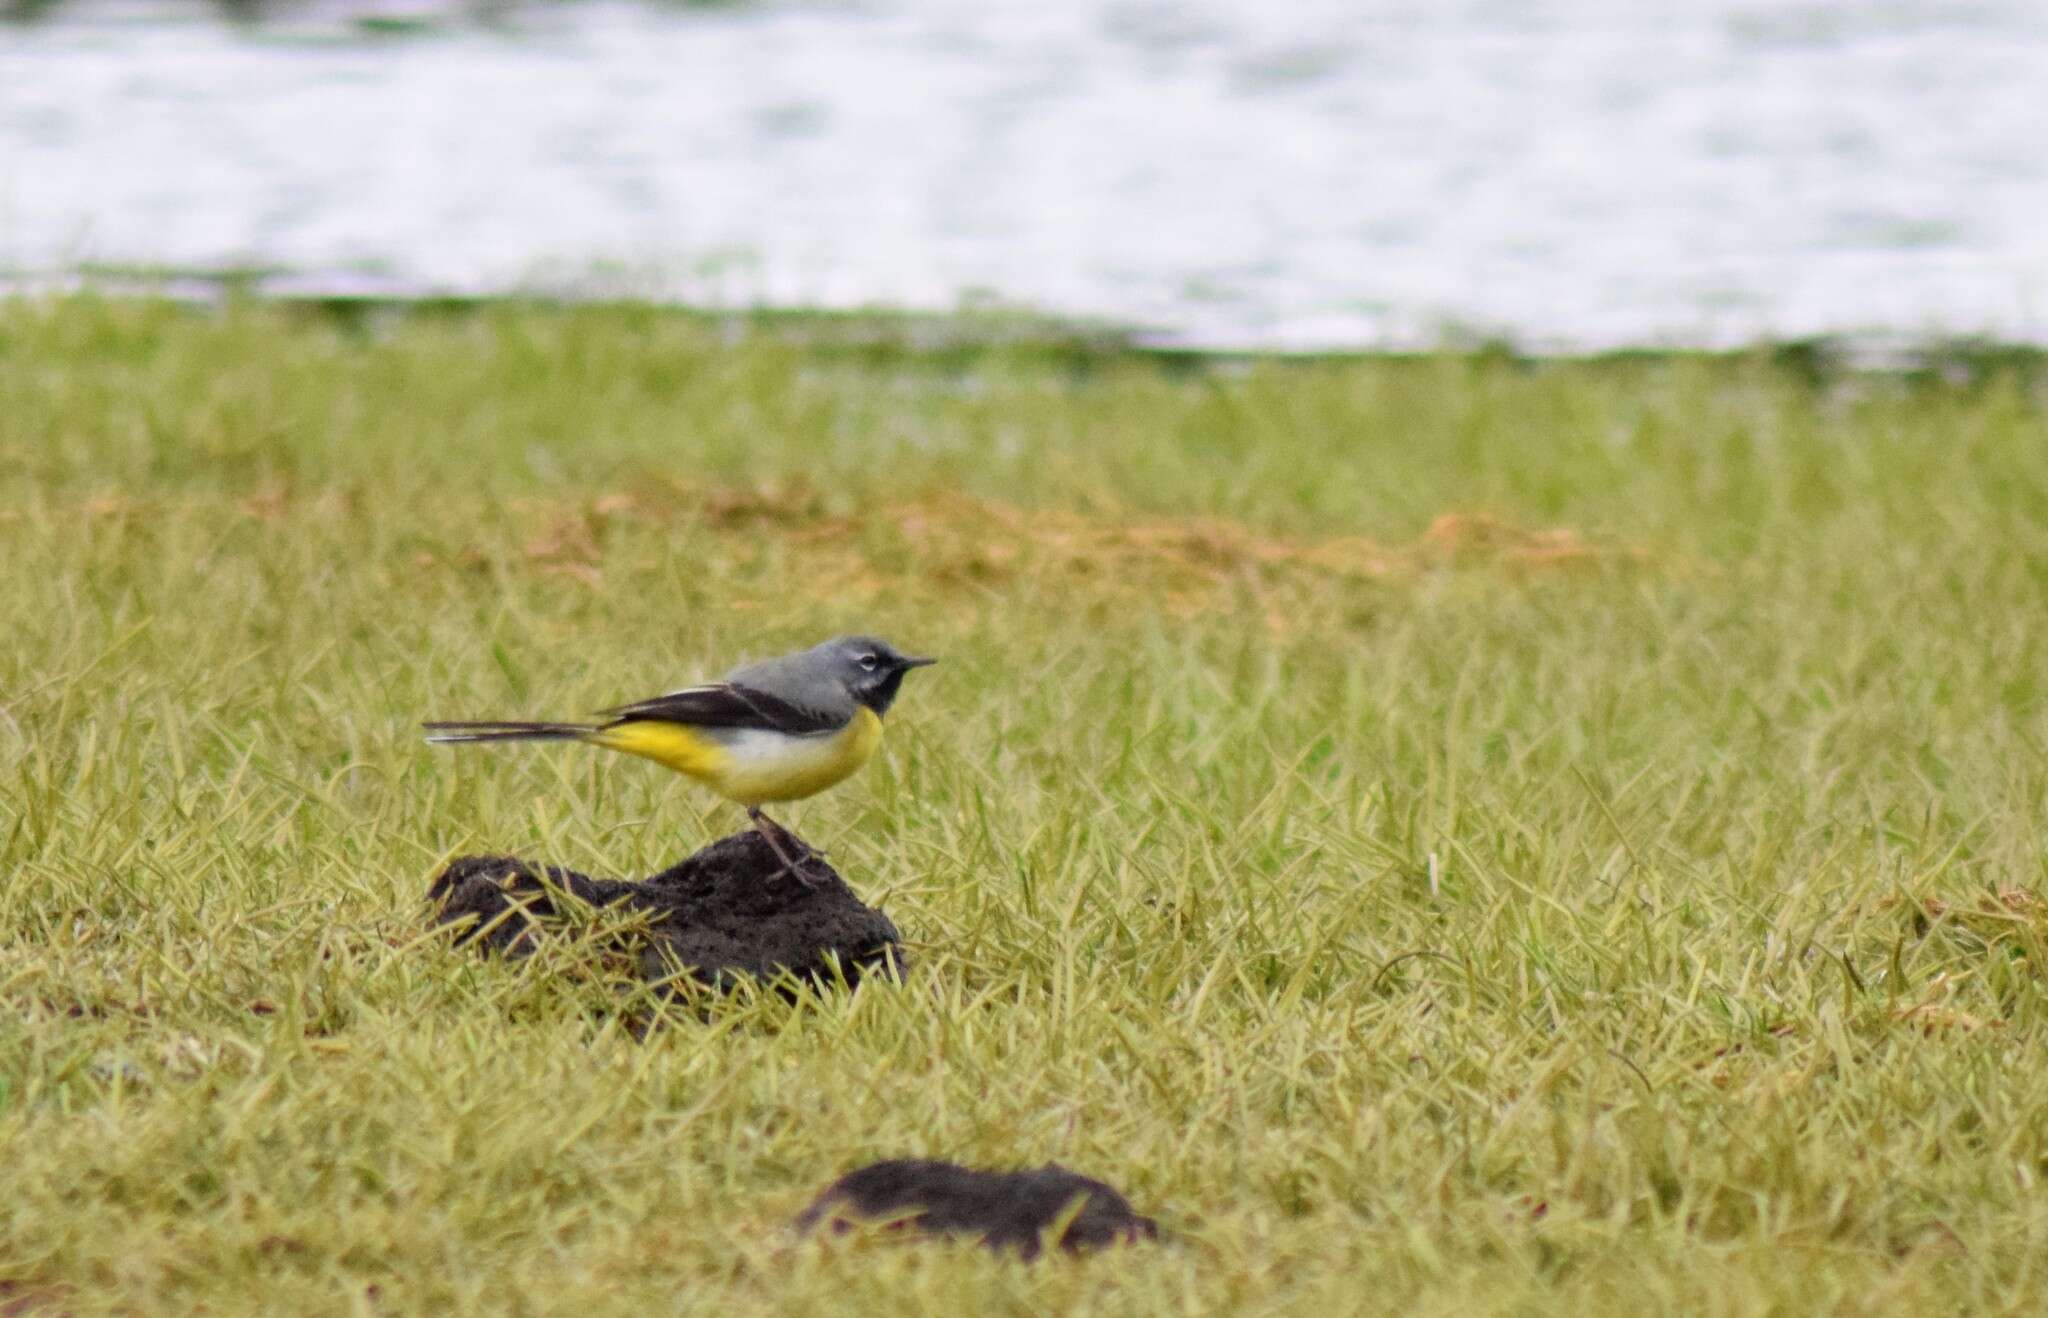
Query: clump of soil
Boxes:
[
  {"xmin": 426, "ymin": 830, "xmax": 903, "ymax": 992},
  {"xmin": 792, "ymin": 1159, "xmax": 1159, "ymax": 1258}
]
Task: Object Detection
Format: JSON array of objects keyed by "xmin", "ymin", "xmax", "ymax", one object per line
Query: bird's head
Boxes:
[{"xmin": 820, "ymin": 635, "xmax": 937, "ymax": 714}]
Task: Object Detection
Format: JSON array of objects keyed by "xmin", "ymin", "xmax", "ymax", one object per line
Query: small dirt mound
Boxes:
[
  {"xmin": 792, "ymin": 1159, "xmax": 1159, "ymax": 1259},
  {"xmin": 427, "ymin": 830, "xmax": 903, "ymax": 992}
]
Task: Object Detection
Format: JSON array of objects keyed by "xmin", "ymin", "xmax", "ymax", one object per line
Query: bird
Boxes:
[{"xmin": 423, "ymin": 635, "xmax": 937, "ymax": 879}]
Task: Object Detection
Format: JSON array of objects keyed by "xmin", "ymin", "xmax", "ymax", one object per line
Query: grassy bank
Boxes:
[{"xmin": 3, "ymin": 296, "xmax": 2047, "ymax": 1313}]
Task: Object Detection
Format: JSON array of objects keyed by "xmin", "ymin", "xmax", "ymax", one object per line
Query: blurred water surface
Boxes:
[{"xmin": 3, "ymin": 0, "xmax": 2044, "ymax": 348}]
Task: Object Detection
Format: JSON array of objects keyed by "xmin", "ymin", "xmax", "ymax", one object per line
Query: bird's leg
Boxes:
[
  {"xmin": 747, "ymin": 807, "xmax": 823, "ymax": 887},
  {"xmin": 760, "ymin": 807, "xmax": 829, "ymax": 864}
]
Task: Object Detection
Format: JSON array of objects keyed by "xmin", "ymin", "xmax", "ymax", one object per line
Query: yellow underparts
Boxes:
[{"xmin": 588, "ymin": 706, "xmax": 885, "ymax": 808}]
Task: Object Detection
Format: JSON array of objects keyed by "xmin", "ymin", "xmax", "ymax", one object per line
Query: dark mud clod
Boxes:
[
  {"xmin": 426, "ymin": 830, "xmax": 902, "ymax": 992},
  {"xmin": 792, "ymin": 1159, "xmax": 1159, "ymax": 1259}
]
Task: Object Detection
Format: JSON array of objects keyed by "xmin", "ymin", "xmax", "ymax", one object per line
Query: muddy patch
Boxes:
[
  {"xmin": 793, "ymin": 1159, "xmax": 1159, "ymax": 1258},
  {"xmin": 427, "ymin": 830, "xmax": 903, "ymax": 992}
]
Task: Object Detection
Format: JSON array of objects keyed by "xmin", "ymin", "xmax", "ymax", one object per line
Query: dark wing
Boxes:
[{"xmin": 597, "ymin": 683, "xmax": 846, "ymax": 736}]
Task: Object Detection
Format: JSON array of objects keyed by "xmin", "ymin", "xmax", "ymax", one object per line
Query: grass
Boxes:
[{"xmin": 3, "ymin": 294, "xmax": 2048, "ymax": 1313}]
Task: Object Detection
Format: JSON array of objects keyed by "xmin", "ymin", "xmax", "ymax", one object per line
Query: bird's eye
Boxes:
[{"xmin": 858, "ymin": 653, "xmax": 880, "ymax": 671}]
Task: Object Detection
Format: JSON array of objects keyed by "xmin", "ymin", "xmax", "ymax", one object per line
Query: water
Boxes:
[{"xmin": 3, "ymin": 0, "xmax": 2045, "ymax": 350}]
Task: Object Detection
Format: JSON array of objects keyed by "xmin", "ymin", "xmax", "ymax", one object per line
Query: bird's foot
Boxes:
[{"xmin": 748, "ymin": 809, "xmax": 828, "ymax": 888}]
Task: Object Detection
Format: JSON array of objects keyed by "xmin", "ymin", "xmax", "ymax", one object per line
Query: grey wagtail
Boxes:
[{"xmin": 424, "ymin": 635, "xmax": 936, "ymax": 875}]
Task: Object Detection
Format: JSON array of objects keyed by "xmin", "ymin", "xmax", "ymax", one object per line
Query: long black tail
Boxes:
[{"xmin": 421, "ymin": 720, "xmax": 596, "ymax": 745}]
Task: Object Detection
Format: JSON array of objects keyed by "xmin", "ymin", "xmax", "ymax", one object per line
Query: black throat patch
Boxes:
[{"xmin": 858, "ymin": 666, "xmax": 909, "ymax": 715}]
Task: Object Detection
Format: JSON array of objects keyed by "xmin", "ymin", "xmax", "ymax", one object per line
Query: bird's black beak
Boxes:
[{"xmin": 897, "ymin": 655, "xmax": 938, "ymax": 670}]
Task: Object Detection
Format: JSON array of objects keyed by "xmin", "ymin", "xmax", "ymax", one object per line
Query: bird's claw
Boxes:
[{"xmin": 748, "ymin": 809, "xmax": 829, "ymax": 888}]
